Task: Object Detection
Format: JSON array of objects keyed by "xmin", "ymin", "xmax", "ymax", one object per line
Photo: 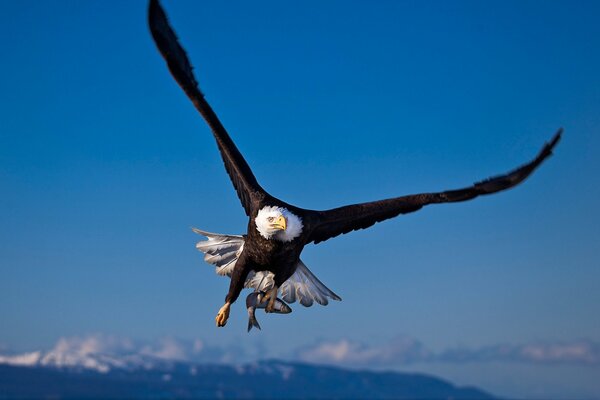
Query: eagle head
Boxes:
[{"xmin": 255, "ymin": 206, "xmax": 303, "ymax": 242}]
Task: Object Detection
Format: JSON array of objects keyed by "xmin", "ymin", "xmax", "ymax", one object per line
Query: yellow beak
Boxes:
[{"xmin": 272, "ymin": 215, "xmax": 287, "ymax": 231}]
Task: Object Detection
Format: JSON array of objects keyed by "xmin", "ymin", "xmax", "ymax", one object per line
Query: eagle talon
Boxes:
[
  {"xmin": 216, "ymin": 302, "xmax": 230, "ymax": 327},
  {"xmin": 265, "ymin": 301, "xmax": 275, "ymax": 313},
  {"xmin": 262, "ymin": 286, "xmax": 279, "ymax": 313}
]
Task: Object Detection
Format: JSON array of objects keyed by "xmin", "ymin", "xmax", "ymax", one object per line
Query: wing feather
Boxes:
[
  {"xmin": 193, "ymin": 228, "xmax": 245, "ymax": 277},
  {"xmin": 149, "ymin": 0, "xmax": 267, "ymax": 215},
  {"xmin": 308, "ymin": 130, "xmax": 562, "ymax": 244}
]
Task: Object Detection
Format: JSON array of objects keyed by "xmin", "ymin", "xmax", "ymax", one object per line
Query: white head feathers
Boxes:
[{"xmin": 255, "ymin": 206, "xmax": 303, "ymax": 242}]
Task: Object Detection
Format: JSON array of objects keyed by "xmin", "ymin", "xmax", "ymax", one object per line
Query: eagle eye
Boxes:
[{"xmin": 267, "ymin": 216, "xmax": 274, "ymax": 222}]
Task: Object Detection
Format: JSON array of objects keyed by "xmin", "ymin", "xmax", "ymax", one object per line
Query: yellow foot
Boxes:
[
  {"xmin": 215, "ymin": 302, "xmax": 230, "ymax": 327},
  {"xmin": 263, "ymin": 285, "xmax": 279, "ymax": 313}
]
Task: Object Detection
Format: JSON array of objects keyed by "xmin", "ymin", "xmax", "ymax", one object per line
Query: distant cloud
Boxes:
[
  {"xmin": 295, "ymin": 336, "xmax": 432, "ymax": 366},
  {"xmin": 0, "ymin": 351, "xmax": 42, "ymax": 367},
  {"xmin": 51, "ymin": 334, "xmax": 135, "ymax": 357},
  {"xmin": 0, "ymin": 334, "xmax": 250, "ymax": 372},
  {"xmin": 438, "ymin": 340, "xmax": 600, "ymax": 365},
  {"xmin": 36, "ymin": 334, "xmax": 139, "ymax": 373},
  {"xmin": 140, "ymin": 337, "xmax": 194, "ymax": 361},
  {"xmin": 296, "ymin": 337, "xmax": 600, "ymax": 367},
  {"xmin": 137, "ymin": 336, "xmax": 246, "ymax": 364},
  {"xmin": 2, "ymin": 334, "xmax": 599, "ymax": 371}
]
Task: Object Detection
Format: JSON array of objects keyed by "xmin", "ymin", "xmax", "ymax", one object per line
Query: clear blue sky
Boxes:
[{"xmin": 1, "ymin": 1, "xmax": 599, "ymax": 398}]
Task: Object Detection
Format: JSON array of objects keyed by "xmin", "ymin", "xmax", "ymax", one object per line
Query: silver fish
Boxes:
[{"xmin": 246, "ymin": 291, "xmax": 292, "ymax": 332}]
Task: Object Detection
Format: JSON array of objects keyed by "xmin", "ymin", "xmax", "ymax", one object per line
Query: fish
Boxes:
[{"xmin": 246, "ymin": 291, "xmax": 292, "ymax": 332}]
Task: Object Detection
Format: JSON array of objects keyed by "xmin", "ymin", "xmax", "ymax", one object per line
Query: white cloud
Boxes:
[
  {"xmin": 140, "ymin": 337, "xmax": 188, "ymax": 361},
  {"xmin": 0, "ymin": 351, "xmax": 42, "ymax": 367},
  {"xmin": 2, "ymin": 334, "xmax": 598, "ymax": 372},
  {"xmin": 49, "ymin": 334, "xmax": 135, "ymax": 357},
  {"xmin": 35, "ymin": 334, "xmax": 137, "ymax": 373},
  {"xmin": 520, "ymin": 341, "xmax": 599, "ymax": 364},
  {"xmin": 296, "ymin": 337, "xmax": 600, "ymax": 367},
  {"xmin": 0, "ymin": 334, "xmax": 250, "ymax": 372},
  {"xmin": 439, "ymin": 340, "xmax": 600, "ymax": 365},
  {"xmin": 296, "ymin": 336, "xmax": 432, "ymax": 366}
]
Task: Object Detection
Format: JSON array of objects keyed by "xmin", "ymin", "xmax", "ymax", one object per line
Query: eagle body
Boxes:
[
  {"xmin": 233, "ymin": 215, "xmax": 305, "ymax": 300},
  {"xmin": 149, "ymin": 0, "xmax": 562, "ymax": 328}
]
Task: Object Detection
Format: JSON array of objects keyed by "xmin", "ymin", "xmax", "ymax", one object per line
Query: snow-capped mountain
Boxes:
[
  {"xmin": 0, "ymin": 348, "xmax": 157, "ymax": 373},
  {"xmin": 0, "ymin": 335, "xmax": 497, "ymax": 399},
  {"xmin": 0, "ymin": 335, "xmax": 191, "ymax": 373}
]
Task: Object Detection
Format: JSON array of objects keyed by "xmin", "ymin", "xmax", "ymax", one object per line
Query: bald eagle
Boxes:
[{"xmin": 148, "ymin": 0, "xmax": 561, "ymax": 328}]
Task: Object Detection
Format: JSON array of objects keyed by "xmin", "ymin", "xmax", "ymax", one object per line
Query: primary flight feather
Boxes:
[{"xmin": 148, "ymin": 0, "xmax": 561, "ymax": 328}]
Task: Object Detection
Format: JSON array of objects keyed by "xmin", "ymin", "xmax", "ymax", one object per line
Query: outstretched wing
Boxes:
[
  {"xmin": 245, "ymin": 261, "xmax": 341, "ymax": 307},
  {"xmin": 149, "ymin": 0, "xmax": 266, "ymax": 216},
  {"xmin": 308, "ymin": 130, "xmax": 562, "ymax": 244}
]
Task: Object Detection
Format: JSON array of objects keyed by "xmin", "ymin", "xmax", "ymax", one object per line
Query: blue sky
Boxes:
[{"xmin": 1, "ymin": 0, "xmax": 599, "ymax": 398}]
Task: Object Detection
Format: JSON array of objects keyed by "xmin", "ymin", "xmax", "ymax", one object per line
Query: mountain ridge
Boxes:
[{"xmin": 0, "ymin": 357, "xmax": 496, "ymax": 399}]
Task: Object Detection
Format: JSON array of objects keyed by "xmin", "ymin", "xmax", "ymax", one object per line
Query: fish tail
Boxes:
[{"xmin": 247, "ymin": 315, "xmax": 261, "ymax": 332}]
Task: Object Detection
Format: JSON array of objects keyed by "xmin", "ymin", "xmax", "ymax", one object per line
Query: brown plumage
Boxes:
[{"xmin": 148, "ymin": 0, "xmax": 561, "ymax": 327}]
